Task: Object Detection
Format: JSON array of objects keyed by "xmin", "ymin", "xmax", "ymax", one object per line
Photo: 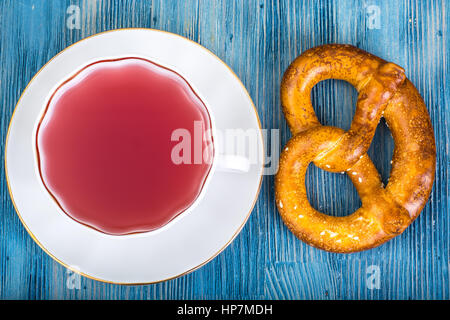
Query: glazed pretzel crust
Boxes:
[{"xmin": 275, "ymin": 44, "xmax": 436, "ymax": 253}]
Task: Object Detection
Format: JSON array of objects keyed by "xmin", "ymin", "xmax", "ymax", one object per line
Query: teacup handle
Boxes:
[{"xmin": 216, "ymin": 154, "xmax": 250, "ymax": 173}]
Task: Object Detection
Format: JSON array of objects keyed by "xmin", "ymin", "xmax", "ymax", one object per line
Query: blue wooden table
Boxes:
[{"xmin": 0, "ymin": 0, "xmax": 448, "ymax": 300}]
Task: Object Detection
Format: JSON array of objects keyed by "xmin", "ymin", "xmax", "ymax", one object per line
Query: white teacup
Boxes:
[{"xmin": 33, "ymin": 56, "xmax": 251, "ymax": 237}]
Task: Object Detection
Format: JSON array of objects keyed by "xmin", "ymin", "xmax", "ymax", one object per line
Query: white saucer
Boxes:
[{"xmin": 5, "ymin": 29, "xmax": 264, "ymax": 284}]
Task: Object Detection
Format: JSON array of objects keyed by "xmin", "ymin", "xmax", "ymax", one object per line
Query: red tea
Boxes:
[{"xmin": 36, "ymin": 57, "xmax": 214, "ymax": 235}]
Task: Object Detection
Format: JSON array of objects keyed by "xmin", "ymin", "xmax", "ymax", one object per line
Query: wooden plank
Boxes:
[{"xmin": 0, "ymin": 0, "xmax": 447, "ymax": 299}]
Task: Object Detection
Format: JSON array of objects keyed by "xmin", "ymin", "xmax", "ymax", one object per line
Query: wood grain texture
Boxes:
[{"xmin": 0, "ymin": 0, "xmax": 448, "ymax": 299}]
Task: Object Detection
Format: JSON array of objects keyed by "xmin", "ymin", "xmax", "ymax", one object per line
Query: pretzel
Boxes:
[{"xmin": 275, "ymin": 44, "xmax": 436, "ymax": 253}]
